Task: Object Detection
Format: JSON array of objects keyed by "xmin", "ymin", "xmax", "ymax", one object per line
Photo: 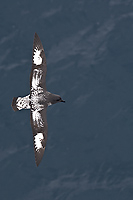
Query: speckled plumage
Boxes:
[{"xmin": 12, "ymin": 33, "xmax": 65, "ymax": 166}]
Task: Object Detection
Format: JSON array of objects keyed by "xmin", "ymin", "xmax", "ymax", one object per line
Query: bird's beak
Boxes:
[{"xmin": 61, "ymin": 99, "xmax": 65, "ymax": 103}]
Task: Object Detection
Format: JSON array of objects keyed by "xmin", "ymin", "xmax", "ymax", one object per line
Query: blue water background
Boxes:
[{"xmin": 0, "ymin": 0, "xmax": 133, "ymax": 199}]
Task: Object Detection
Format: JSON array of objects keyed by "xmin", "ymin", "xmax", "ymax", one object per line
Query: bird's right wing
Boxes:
[{"xmin": 30, "ymin": 107, "xmax": 48, "ymax": 167}]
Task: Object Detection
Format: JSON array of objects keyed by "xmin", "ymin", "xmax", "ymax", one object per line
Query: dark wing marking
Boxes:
[
  {"xmin": 30, "ymin": 33, "xmax": 47, "ymax": 91},
  {"xmin": 30, "ymin": 107, "xmax": 48, "ymax": 167}
]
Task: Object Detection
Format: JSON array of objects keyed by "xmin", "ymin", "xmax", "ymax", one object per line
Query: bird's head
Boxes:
[{"xmin": 49, "ymin": 94, "xmax": 65, "ymax": 105}]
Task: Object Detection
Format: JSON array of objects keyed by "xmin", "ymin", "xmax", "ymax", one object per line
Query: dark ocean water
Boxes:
[{"xmin": 0, "ymin": 0, "xmax": 133, "ymax": 199}]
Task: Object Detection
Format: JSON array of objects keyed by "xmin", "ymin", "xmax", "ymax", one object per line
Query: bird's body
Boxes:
[{"xmin": 12, "ymin": 33, "xmax": 65, "ymax": 166}]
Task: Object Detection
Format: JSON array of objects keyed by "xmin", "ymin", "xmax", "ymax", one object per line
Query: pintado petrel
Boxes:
[{"xmin": 12, "ymin": 33, "xmax": 65, "ymax": 166}]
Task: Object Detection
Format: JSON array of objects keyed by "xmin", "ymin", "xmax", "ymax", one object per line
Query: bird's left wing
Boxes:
[
  {"xmin": 30, "ymin": 107, "xmax": 48, "ymax": 167},
  {"xmin": 30, "ymin": 33, "xmax": 47, "ymax": 91}
]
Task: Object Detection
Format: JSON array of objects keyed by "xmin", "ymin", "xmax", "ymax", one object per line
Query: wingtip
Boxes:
[
  {"xmin": 35, "ymin": 158, "xmax": 41, "ymax": 167},
  {"xmin": 34, "ymin": 147, "xmax": 46, "ymax": 167},
  {"xmin": 34, "ymin": 32, "xmax": 38, "ymax": 37},
  {"xmin": 35, "ymin": 161, "xmax": 39, "ymax": 167},
  {"xmin": 34, "ymin": 32, "xmax": 40, "ymax": 40},
  {"xmin": 33, "ymin": 32, "xmax": 44, "ymax": 52}
]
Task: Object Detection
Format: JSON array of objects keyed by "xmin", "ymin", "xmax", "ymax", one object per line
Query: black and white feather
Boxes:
[
  {"xmin": 30, "ymin": 33, "xmax": 47, "ymax": 91},
  {"xmin": 30, "ymin": 108, "xmax": 48, "ymax": 166},
  {"xmin": 30, "ymin": 33, "xmax": 48, "ymax": 166},
  {"xmin": 11, "ymin": 33, "xmax": 65, "ymax": 167}
]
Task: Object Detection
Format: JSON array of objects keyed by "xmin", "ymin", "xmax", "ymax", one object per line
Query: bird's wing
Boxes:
[
  {"xmin": 30, "ymin": 33, "xmax": 48, "ymax": 166},
  {"xmin": 30, "ymin": 33, "xmax": 47, "ymax": 91},
  {"xmin": 30, "ymin": 107, "xmax": 48, "ymax": 167}
]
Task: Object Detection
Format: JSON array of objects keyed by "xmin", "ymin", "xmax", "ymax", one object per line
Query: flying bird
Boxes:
[{"xmin": 12, "ymin": 33, "xmax": 65, "ymax": 166}]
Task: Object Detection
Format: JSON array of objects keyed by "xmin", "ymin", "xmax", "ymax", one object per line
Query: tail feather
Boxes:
[
  {"xmin": 12, "ymin": 97, "xmax": 19, "ymax": 111},
  {"xmin": 11, "ymin": 95, "xmax": 30, "ymax": 111}
]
